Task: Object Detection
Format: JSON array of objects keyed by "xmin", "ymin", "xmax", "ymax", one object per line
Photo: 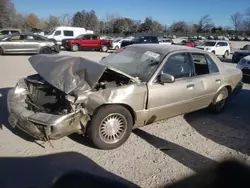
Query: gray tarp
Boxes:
[{"xmin": 29, "ymin": 54, "xmax": 107, "ymax": 94}]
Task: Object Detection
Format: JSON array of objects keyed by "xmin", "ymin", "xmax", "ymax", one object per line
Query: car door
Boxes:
[
  {"xmin": 1, "ymin": 34, "xmax": 24, "ymax": 53},
  {"xmin": 91, "ymin": 34, "xmax": 100, "ymax": 49},
  {"xmin": 23, "ymin": 35, "xmax": 40, "ymax": 53},
  {"xmin": 147, "ymin": 52, "xmax": 195, "ymax": 122},
  {"xmin": 188, "ymin": 52, "xmax": 222, "ymax": 111},
  {"xmin": 216, "ymin": 42, "xmax": 224, "ymax": 55},
  {"xmin": 81, "ymin": 35, "xmax": 92, "ymax": 48}
]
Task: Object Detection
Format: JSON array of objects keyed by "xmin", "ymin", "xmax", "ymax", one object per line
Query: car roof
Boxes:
[{"xmin": 127, "ymin": 44, "xmax": 203, "ymax": 55}]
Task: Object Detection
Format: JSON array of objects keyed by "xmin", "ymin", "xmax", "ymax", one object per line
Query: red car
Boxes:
[
  {"xmin": 62, "ymin": 34, "xmax": 112, "ymax": 52},
  {"xmin": 186, "ymin": 40, "xmax": 200, "ymax": 47}
]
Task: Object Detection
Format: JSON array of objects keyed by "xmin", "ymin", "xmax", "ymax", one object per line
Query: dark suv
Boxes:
[{"xmin": 121, "ymin": 36, "xmax": 159, "ymax": 48}]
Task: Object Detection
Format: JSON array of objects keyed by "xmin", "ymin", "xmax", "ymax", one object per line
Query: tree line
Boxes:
[{"xmin": 0, "ymin": 0, "xmax": 250, "ymax": 36}]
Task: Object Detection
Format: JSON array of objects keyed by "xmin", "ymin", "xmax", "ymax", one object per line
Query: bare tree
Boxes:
[
  {"xmin": 58, "ymin": 13, "xmax": 72, "ymax": 26},
  {"xmin": 193, "ymin": 14, "xmax": 214, "ymax": 33},
  {"xmin": 230, "ymin": 12, "xmax": 244, "ymax": 31},
  {"xmin": 0, "ymin": 0, "xmax": 16, "ymax": 28}
]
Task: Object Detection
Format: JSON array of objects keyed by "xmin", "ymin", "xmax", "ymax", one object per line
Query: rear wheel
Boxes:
[
  {"xmin": 87, "ymin": 105, "xmax": 133, "ymax": 150},
  {"xmin": 71, "ymin": 44, "xmax": 79, "ymax": 52},
  {"xmin": 223, "ymin": 50, "xmax": 229, "ymax": 58},
  {"xmin": 40, "ymin": 47, "xmax": 52, "ymax": 54},
  {"xmin": 209, "ymin": 87, "xmax": 229, "ymax": 114},
  {"xmin": 114, "ymin": 46, "xmax": 119, "ymax": 50}
]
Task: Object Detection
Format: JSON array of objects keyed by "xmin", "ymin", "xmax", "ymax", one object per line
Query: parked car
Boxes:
[
  {"xmin": 7, "ymin": 44, "xmax": 243, "ymax": 149},
  {"xmin": 236, "ymin": 55, "xmax": 250, "ymax": 77},
  {"xmin": 186, "ymin": 39, "xmax": 200, "ymax": 47},
  {"xmin": 159, "ymin": 38, "xmax": 173, "ymax": 45},
  {"xmin": 62, "ymin": 34, "xmax": 112, "ymax": 52},
  {"xmin": 0, "ymin": 33, "xmax": 60, "ymax": 55},
  {"xmin": 120, "ymin": 36, "xmax": 159, "ymax": 48},
  {"xmin": 109, "ymin": 38, "xmax": 125, "ymax": 50},
  {"xmin": 195, "ymin": 40, "xmax": 231, "ymax": 58},
  {"xmin": 45, "ymin": 26, "xmax": 94, "ymax": 46},
  {"xmin": 232, "ymin": 45, "xmax": 250, "ymax": 63},
  {"xmin": 0, "ymin": 28, "xmax": 21, "ymax": 36}
]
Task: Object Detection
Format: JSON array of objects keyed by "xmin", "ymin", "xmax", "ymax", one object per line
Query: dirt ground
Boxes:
[{"xmin": 0, "ymin": 49, "xmax": 250, "ymax": 188}]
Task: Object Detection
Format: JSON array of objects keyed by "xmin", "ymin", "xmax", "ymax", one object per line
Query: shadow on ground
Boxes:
[
  {"xmin": 219, "ymin": 57, "xmax": 233, "ymax": 64},
  {"xmin": 0, "ymin": 87, "xmax": 35, "ymax": 142},
  {"xmin": 0, "ymin": 151, "xmax": 139, "ymax": 188},
  {"xmin": 133, "ymin": 129, "xmax": 217, "ymax": 172},
  {"xmin": 185, "ymin": 89, "xmax": 250, "ymax": 156}
]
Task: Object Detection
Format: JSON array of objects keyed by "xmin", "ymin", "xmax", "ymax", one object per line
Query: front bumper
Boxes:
[{"xmin": 7, "ymin": 80, "xmax": 88, "ymax": 140}]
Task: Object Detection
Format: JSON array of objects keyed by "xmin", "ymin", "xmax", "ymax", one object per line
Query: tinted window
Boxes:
[
  {"xmin": 54, "ymin": 30, "xmax": 61, "ymax": 36},
  {"xmin": 91, "ymin": 35, "xmax": 98, "ymax": 40},
  {"xmin": 10, "ymin": 30, "xmax": 20, "ymax": 34},
  {"xmin": 84, "ymin": 35, "xmax": 91, "ymax": 40},
  {"xmin": 0, "ymin": 30, "xmax": 9, "ymax": 35},
  {"xmin": 202, "ymin": 42, "xmax": 216, "ymax": 46},
  {"xmin": 223, "ymin": 42, "xmax": 228, "ymax": 46},
  {"xmin": 161, "ymin": 53, "xmax": 192, "ymax": 79},
  {"xmin": 191, "ymin": 53, "xmax": 219, "ymax": 75},
  {"xmin": 63, "ymin": 30, "xmax": 74, "ymax": 36},
  {"xmin": 243, "ymin": 45, "xmax": 250, "ymax": 50}
]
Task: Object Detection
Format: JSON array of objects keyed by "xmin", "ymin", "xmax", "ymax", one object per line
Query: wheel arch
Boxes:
[{"xmin": 91, "ymin": 103, "xmax": 136, "ymax": 124}]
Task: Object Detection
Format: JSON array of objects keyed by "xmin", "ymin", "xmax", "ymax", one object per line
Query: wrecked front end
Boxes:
[{"xmin": 7, "ymin": 75, "xmax": 90, "ymax": 141}]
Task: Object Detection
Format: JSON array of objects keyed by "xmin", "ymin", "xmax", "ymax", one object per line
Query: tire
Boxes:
[
  {"xmin": 209, "ymin": 87, "xmax": 229, "ymax": 114},
  {"xmin": 114, "ymin": 46, "xmax": 119, "ymax": 50},
  {"xmin": 40, "ymin": 47, "xmax": 52, "ymax": 54},
  {"xmin": 87, "ymin": 105, "xmax": 133, "ymax": 150},
  {"xmin": 101, "ymin": 45, "xmax": 108, "ymax": 52},
  {"xmin": 71, "ymin": 44, "xmax": 79, "ymax": 52},
  {"xmin": 223, "ymin": 50, "xmax": 229, "ymax": 58},
  {"xmin": 0, "ymin": 47, "xmax": 3, "ymax": 55}
]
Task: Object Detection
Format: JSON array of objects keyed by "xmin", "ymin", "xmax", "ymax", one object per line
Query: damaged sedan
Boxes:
[{"xmin": 7, "ymin": 44, "xmax": 243, "ymax": 150}]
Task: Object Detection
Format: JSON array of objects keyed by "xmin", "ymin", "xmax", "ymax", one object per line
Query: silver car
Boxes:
[
  {"xmin": 7, "ymin": 44, "xmax": 243, "ymax": 150},
  {"xmin": 0, "ymin": 33, "xmax": 60, "ymax": 55}
]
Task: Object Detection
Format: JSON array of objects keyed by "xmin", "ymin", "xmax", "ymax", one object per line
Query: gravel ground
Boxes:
[{"xmin": 0, "ymin": 50, "xmax": 250, "ymax": 188}]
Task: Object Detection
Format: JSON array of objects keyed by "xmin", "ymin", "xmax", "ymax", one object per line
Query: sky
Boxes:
[{"xmin": 12, "ymin": 0, "xmax": 249, "ymax": 27}]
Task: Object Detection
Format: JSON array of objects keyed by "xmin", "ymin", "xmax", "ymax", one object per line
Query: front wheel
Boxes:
[
  {"xmin": 40, "ymin": 47, "xmax": 52, "ymax": 54},
  {"xmin": 209, "ymin": 87, "xmax": 229, "ymax": 114},
  {"xmin": 87, "ymin": 105, "xmax": 133, "ymax": 150},
  {"xmin": 101, "ymin": 45, "xmax": 108, "ymax": 52},
  {"xmin": 71, "ymin": 44, "xmax": 79, "ymax": 52}
]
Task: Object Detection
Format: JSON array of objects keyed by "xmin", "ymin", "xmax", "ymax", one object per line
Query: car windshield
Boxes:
[
  {"xmin": 100, "ymin": 47, "xmax": 164, "ymax": 82},
  {"xmin": 201, "ymin": 41, "xmax": 216, "ymax": 46},
  {"xmin": 46, "ymin": 29, "xmax": 55, "ymax": 35},
  {"xmin": 76, "ymin": 34, "xmax": 84, "ymax": 39}
]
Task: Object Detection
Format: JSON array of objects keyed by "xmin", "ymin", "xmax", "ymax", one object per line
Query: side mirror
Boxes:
[
  {"xmin": 216, "ymin": 44, "xmax": 220, "ymax": 47},
  {"xmin": 159, "ymin": 73, "xmax": 175, "ymax": 83}
]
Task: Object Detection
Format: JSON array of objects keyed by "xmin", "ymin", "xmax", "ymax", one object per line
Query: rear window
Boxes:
[
  {"xmin": 0, "ymin": 30, "xmax": 10, "ymax": 35},
  {"xmin": 63, "ymin": 30, "xmax": 74, "ymax": 37}
]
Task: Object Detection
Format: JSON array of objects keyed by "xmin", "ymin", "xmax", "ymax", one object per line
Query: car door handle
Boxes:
[
  {"xmin": 186, "ymin": 84, "xmax": 194, "ymax": 88},
  {"xmin": 215, "ymin": 79, "xmax": 221, "ymax": 83}
]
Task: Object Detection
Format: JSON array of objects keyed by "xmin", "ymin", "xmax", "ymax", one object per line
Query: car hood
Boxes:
[{"xmin": 29, "ymin": 54, "xmax": 138, "ymax": 94}]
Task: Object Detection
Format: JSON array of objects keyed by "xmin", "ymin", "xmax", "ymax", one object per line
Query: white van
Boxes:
[{"xmin": 45, "ymin": 26, "xmax": 94, "ymax": 45}]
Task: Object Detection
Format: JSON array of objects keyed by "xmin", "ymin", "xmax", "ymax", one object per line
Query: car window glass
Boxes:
[
  {"xmin": 63, "ymin": 30, "xmax": 74, "ymax": 36},
  {"xmin": 191, "ymin": 53, "xmax": 216, "ymax": 75},
  {"xmin": 161, "ymin": 53, "xmax": 191, "ymax": 79},
  {"xmin": 10, "ymin": 30, "xmax": 19, "ymax": 34},
  {"xmin": 84, "ymin": 35, "xmax": 91, "ymax": 40},
  {"xmin": 54, "ymin": 30, "xmax": 61, "ymax": 36},
  {"xmin": 217, "ymin": 42, "xmax": 223, "ymax": 46},
  {"xmin": 91, "ymin": 35, "xmax": 98, "ymax": 40},
  {"xmin": 0, "ymin": 30, "xmax": 9, "ymax": 35},
  {"xmin": 26, "ymin": 35, "xmax": 35, "ymax": 40},
  {"xmin": 205, "ymin": 55, "xmax": 219, "ymax": 73},
  {"xmin": 223, "ymin": 42, "xmax": 228, "ymax": 46}
]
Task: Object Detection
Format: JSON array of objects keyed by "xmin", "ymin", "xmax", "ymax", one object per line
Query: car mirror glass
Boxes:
[{"xmin": 159, "ymin": 73, "xmax": 175, "ymax": 83}]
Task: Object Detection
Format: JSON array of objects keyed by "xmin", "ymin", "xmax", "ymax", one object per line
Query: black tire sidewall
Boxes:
[
  {"xmin": 87, "ymin": 105, "xmax": 133, "ymax": 150},
  {"xmin": 40, "ymin": 47, "xmax": 52, "ymax": 54}
]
